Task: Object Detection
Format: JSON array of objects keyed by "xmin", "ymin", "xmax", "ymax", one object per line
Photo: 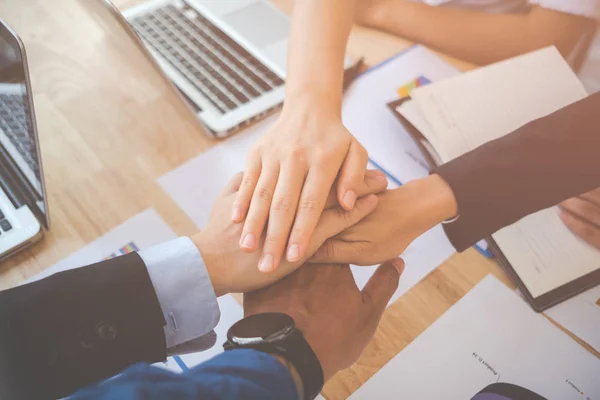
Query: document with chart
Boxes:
[{"xmin": 350, "ymin": 275, "xmax": 600, "ymax": 399}]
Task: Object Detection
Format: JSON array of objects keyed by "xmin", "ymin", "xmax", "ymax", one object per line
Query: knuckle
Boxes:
[
  {"xmin": 322, "ymin": 241, "xmax": 337, "ymax": 260},
  {"xmin": 263, "ymin": 235, "xmax": 280, "ymax": 249},
  {"xmin": 298, "ymin": 198, "xmax": 322, "ymax": 213},
  {"xmin": 272, "ymin": 197, "xmax": 292, "ymax": 213},
  {"xmin": 289, "ymin": 146, "xmax": 308, "ymax": 162},
  {"xmin": 257, "ymin": 187, "xmax": 273, "ymax": 202},
  {"xmin": 241, "ymin": 176, "xmax": 256, "ymax": 189}
]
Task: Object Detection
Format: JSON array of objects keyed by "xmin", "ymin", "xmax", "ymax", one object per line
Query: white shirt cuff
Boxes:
[{"xmin": 139, "ymin": 237, "xmax": 220, "ymax": 350}]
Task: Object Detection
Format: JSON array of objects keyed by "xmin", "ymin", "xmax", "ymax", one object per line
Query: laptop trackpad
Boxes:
[{"xmin": 222, "ymin": 2, "xmax": 289, "ymax": 49}]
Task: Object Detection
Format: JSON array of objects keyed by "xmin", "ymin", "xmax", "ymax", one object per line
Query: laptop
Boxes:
[
  {"xmin": 121, "ymin": 0, "xmax": 353, "ymax": 137},
  {"xmin": 0, "ymin": 19, "xmax": 49, "ymax": 261}
]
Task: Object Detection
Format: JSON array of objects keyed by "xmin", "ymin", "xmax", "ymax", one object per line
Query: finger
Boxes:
[
  {"xmin": 285, "ymin": 168, "xmax": 337, "ymax": 263},
  {"xmin": 324, "ymin": 169, "xmax": 387, "ymax": 209},
  {"xmin": 239, "ymin": 164, "xmax": 280, "ymax": 253},
  {"xmin": 259, "ymin": 164, "xmax": 306, "ymax": 273},
  {"xmin": 232, "ymin": 154, "xmax": 262, "ymax": 223},
  {"xmin": 581, "ymin": 187, "xmax": 600, "ymax": 205},
  {"xmin": 560, "ymin": 210, "xmax": 600, "ymax": 249},
  {"xmin": 362, "ymin": 258, "xmax": 404, "ymax": 313},
  {"xmin": 336, "ymin": 140, "xmax": 369, "ymax": 211},
  {"xmin": 221, "ymin": 172, "xmax": 244, "ymax": 196},
  {"xmin": 309, "ymin": 239, "xmax": 362, "ymax": 264},
  {"xmin": 560, "ymin": 197, "xmax": 600, "ymax": 227},
  {"xmin": 314, "ymin": 194, "xmax": 378, "ymax": 243}
]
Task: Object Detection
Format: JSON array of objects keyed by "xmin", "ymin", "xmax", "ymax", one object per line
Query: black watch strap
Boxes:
[
  {"xmin": 225, "ymin": 329, "xmax": 324, "ymax": 400},
  {"xmin": 270, "ymin": 329, "xmax": 324, "ymax": 400}
]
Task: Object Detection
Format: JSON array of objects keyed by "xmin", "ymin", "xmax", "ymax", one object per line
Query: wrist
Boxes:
[
  {"xmin": 191, "ymin": 232, "xmax": 229, "ymax": 297},
  {"xmin": 283, "ymin": 85, "xmax": 342, "ymax": 118},
  {"xmin": 273, "ymin": 354, "xmax": 305, "ymax": 400},
  {"xmin": 403, "ymin": 174, "xmax": 458, "ymax": 228}
]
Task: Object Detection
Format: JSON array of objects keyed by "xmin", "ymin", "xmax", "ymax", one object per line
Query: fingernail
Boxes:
[
  {"xmin": 240, "ymin": 233, "xmax": 256, "ymax": 250},
  {"xmin": 287, "ymin": 244, "xmax": 300, "ymax": 262},
  {"xmin": 343, "ymin": 190, "xmax": 357, "ymax": 209},
  {"xmin": 392, "ymin": 258, "xmax": 405, "ymax": 273},
  {"xmin": 259, "ymin": 254, "xmax": 274, "ymax": 273},
  {"xmin": 231, "ymin": 207, "xmax": 242, "ymax": 222},
  {"xmin": 373, "ymin": 172, "xmax": 387, "ymax": 182}
]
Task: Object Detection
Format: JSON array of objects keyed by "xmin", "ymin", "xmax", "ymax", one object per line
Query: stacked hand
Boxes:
[
  {"xmin": 244, "ymin": 259, "xmax": 405, "ymax": 382},
  {"xmin": 560, "ymin": 187, "xmax": 600, "ymax": 250},
  {"xmin": 231, "ymin": 109, "xmax": 370, "ymax": 273},
  {"xmin": 310, "ymin": 174, "xmax": 458, "ymax": 266},
  {"xmin": 192, "ymin": 170, "xmax": 387, "ymax": 296}
]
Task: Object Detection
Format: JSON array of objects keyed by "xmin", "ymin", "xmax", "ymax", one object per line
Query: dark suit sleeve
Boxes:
[
  {"xmin": 435, "ymin": 92, "xmax": 600, "ymax": 252},
  {"xmin": 0, "ymin": 252, "xmax": 167, "ymax": 400}
]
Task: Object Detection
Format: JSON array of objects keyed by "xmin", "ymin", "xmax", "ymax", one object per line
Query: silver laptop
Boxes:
[
  {"xmin": 0, "ymin": 19, "xmax": 49, "ymax": 261},
  {"xmin": 122, "ymin": 0, "xmax": 352, "ymax": 137}
]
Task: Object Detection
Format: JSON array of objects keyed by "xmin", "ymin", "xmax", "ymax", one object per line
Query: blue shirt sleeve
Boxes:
[{"xmin": 70, "ymin": 349, "xmax": 299, "ymax": 400}]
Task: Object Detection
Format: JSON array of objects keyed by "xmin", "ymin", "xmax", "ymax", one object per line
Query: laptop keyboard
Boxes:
[
  {"xmin": 0, "ymin": 208, "xmax": 12, "ymax": 234},
  {"xmin": 130, "ymin": 0, "xmax": 285, "ymax": 114},
  {"xmin": 0, "ymin": 92, "xmax": 41, "ymax": 181}
]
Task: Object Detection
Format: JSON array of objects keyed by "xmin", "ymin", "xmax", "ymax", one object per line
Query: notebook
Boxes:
[{"xmin": 390, "ymin": 46, "xmax": 600, "ymax": 311}]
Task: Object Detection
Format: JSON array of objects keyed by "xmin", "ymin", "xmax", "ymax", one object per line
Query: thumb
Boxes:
[
  {"xmin": 313, "ymin": 194, "xmax": 378, "ymax": 244},
  {"xmin": 362, "ymin": 258, "xmax": 404, "ymax": 313},
  {"xmin": 337, "ymin": 140, "xmax": 369, "ymax": 211}
]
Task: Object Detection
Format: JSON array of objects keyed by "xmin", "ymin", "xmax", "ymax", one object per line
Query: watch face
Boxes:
[{"xmin": 228, "ymin": 312, "xmax": 295, "ymax": 345}]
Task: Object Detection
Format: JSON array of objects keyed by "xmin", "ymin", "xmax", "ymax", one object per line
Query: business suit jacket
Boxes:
[
  {"xmin": 436, "ymin": 92, "xmax": 600, "ymax": 251},
  {"xmin": 0, "ymin": 253, "xmax": 167, "ymax": 400}
]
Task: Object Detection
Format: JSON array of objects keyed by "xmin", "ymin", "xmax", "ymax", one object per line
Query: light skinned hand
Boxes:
[
  {"xmin": 560, "ymin": 187, "xmax": 600, "ymax": 250},
  {"xmin": 193, "ymin": 171, "xmax": 385, "ymax": 296},
  {"xmin": 310, "ymin": 174, "xmax": 458, "ymax": 265},
  {"xmin": 231, "ymin": 109, "xmax": 370, "ymax": 274},
  {"xmin": 244, "ymin": 259, "xmax": 405, "ymax": 382}
]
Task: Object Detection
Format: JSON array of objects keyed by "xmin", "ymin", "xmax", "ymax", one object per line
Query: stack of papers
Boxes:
[{"xmin": 396, "ymin": 46, "xmax": 600, "ymax": 310}]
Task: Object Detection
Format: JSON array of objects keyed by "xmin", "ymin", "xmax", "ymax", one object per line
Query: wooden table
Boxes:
[{"xmin": 0, "ymin": 1, "xmax": 595, "ymax": 399}]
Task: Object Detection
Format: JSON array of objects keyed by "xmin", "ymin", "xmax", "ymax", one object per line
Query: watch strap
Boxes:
[{"xmin": 224, "ymin": 329, "xmax": 324, "ymax": 400}]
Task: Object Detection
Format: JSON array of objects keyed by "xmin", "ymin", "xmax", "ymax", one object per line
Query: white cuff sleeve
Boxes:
[{"xmin": 139, "ymin": 237, "xmax": 220, "ymax": 350}]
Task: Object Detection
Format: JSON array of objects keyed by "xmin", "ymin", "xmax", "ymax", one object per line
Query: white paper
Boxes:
[
  {"xmin": 159, "ymin": 115, "xmax": 277, "ymax": 230},
  {"xmin": 351, "ymin": 223, "xmax": 455, "ymax": 306},
  {"xmin": 350, "ymin": 275, "xmax": 600, "ymax": 399},
  {"xmin": 545, "ymin": 285, "xmax": 600, "ymax": 353},
  {"xmin": 411, "ymin": 46, "xmax": 587, "ymax": 162},
  {"xmin": 342, "ymin": 45, "xmax": 459, "ymax": 185},
  {"xmin": 30, "ymin": 209, "xmax": 178, "ymax": 282}
]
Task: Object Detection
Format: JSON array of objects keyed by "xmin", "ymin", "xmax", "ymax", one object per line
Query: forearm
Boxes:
[
  {"xmin": 71, "ymin": 349, "xmax": 300, "ymax": 400},
  {"xmin": 364, "ymin": 2, "xmax": 593, "ymax": 65},
  {"xmin": 435, "ymin": 92, "xmax": 600, "ymax": 251},
  {"xmin": 285, "ymin": 0, "xmax": 356, "ymax": 114}
]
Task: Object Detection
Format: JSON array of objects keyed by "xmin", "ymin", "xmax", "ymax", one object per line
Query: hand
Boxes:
[
  {"xmin": 355, "ymin": 0, "xmax": 389, "ymax": 27},
  {"xmin": 310, "ymin": 174, "xmax": 458, "ymax": 265},
  {"xmin": 231, "ymin": 107, "xmax": 370, "ymax": 273},
  {"xmin": 193, "ymin": 171, "xmax": 386, "ymax": 296},
  {"xmin": 560, "ymin": 187, "xmax": 600, "ymax": 250},
  {"xmin": 244, "ymin": 259, "xmax": 405, "ymax": 382}
]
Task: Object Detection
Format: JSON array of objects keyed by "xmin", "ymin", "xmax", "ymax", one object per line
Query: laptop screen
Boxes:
[{"xmin": 0, "ymin": 23, "xmax": 48, "ymax": 227}]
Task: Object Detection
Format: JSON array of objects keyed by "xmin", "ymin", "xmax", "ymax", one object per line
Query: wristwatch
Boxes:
[{"xmin": 223, "ymin": 312, "xmax": 324, "ymax": 400}]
